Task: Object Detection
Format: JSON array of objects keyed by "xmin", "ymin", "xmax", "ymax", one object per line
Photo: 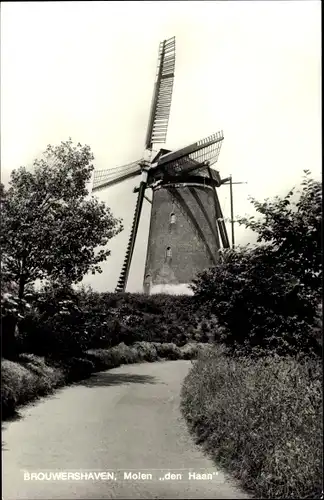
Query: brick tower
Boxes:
[{"xmin": 143, "ymin": 168, "xmax": 222, "ymax": 294}]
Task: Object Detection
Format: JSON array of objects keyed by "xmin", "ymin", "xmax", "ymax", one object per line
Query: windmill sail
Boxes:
[
  {"xmin": 115, "ymin": 176, "xmax": 147, "ymax": 292},
  {"xmin": 92, "ymin": 160, "xmax": 142, "ymax": 192},
  {"xmin": 145, "ymin": 37, "xmax": 176, "ymax": 150},
  {"xmin": 152, "ymin": 131, "xmax": 224, "ymax": 178}
]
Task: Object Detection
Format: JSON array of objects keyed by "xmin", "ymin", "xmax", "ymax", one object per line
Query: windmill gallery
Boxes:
[{"xmin": 92, "ymin": 37, "xmax": 242, "ymax": 294}]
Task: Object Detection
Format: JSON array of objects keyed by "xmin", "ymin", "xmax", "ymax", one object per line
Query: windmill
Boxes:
[{"xmin": 92, "ymin": 36, "xmax": 231, "ymax": 294}]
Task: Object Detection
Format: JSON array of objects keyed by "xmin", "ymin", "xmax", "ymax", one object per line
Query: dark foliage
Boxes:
[
  {"xmin": 192, "ymin": 172, "xmax": 322, "ymax": 357},
  {"xmin": 15, "ymin": 286, "xmax": 214, "ymax": 359}
]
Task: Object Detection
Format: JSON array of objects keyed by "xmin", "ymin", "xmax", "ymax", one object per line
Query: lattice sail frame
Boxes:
[
  {"xmin": 145, "ymin": 37, "xmax": 176, "ymax": 150},
  {"xmin": 92, "ymin": 160, "xmax": 142, "ymax": 192},
  {"xmin": 150, "ymin": 131, "xmax": 224, "ymax": 179},
  {"xmin": 165, "ymin": 138, "xmax": 223, "ymax": 177}
]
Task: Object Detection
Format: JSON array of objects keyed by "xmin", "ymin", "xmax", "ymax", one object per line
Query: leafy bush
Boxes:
[
  {"xmin": 180, "ymin": 342, "xmax": 210, "ymax": 360},
  {"xmin": 193, "ymin": 246, "xmax": 321, "ymax": 357},
  {"xmin": 63, "ymin": 357, "xmax": 95, "ymax": 382},
  {"xmin": 1, "ymin": 357, "xmax": 65, "ymax": 418},
  {"xmin": 192, "ymin": 172, "xmax": 322, "ymax": 357},
  {"xmin": 18, "ymin": 353, "xmax": 47, "ymax": 366},
  {"xmin": 85, "ymin": 341, "xmax": 203, "ymax": 372},
  {"xmin": 133, "ymin": 341, "xmax": 158, "ymax": 362},
  {"xmin": 152, "ymin": 342, "xmax": 183, "ymax": 360},
  {"xmin": 18, "ymin": 353, "xmax": 52, "ymax": 377},
  {"xmin": 181, "ymin": 350, "xmax": 323, "ymax": 499},
  {"xmin": 1, "ymin": 289, "xmax": 33, "ymax": 359},
  {"xmin": 108, "ymin": 343, "xmax": 139, "ymax": 365},
  {"xmin": 18, "ymin": 285, "xmax": 95, "ymax": 358},
  {"xmin": 16, "ymin": 285, "xmax": 215, "ymax": 360},
  {"xmin": 85, "ymin": 343, "xmax": 142, "ymax": 370},
  {"xmin": 2, "ymin": 360, "xmax": 35, "ymax": 415},
  {"xmin": 84, "ymin": 349, "xmax": 121, "ymax": 371}
]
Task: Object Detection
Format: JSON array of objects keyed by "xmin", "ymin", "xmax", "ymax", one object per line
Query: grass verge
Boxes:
[{"xmin": 180, "ymin": 347, "xmax": 323, "ymax": 499}]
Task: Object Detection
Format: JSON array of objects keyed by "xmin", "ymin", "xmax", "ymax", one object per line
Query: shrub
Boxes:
[
  {"xmin": 85, "ymin": 341, "xmax": 207, "ymax": 367},
  {"xmin": 86, "ymin": 343, "xmax": 156, "ymax": 370},
  {"xmin": 17, "ymin": 285, "xmax": 214, "ymax": 358},
  {"xmin": 181, "ymin": 350, "xmax": 323, "ymax": 499},
  {"xmin": 153, "ymin": 342, "xmax": 183, "ymax": 360},
  {"xmin": 18, "ymin": 353, "xmax": 48, "ymax": 366},
  {"xmin": 18, "ymin": 287, "xmax": 94, "ymax": 358},
  {"xmin": 84, "ymin": 349, "xmax": 121, "ymax": 371},
  {"xmin": 192, "ymin": 172, "xmax": 322, "ymax": 357},
  {"xmin": 180, "ymin": 342, "xmax": 203, "ymax": 360},
  {"xmin": 63, "ymin": 357, "xmax": 95, "ymax": 382},
  {"xmin": 108, "ymin": 343, "xmax": 139, "ymax": 365},
  {"xmin": 193, "ymin": 247, "xmax": 321, "ymax": 357},
  {"xmin": 1, "ymin": 357, "xmax": 65, "ymax": 418},
  {"xmin": 133, "ymin": 341, "xmax": 158, "ymax": 362},
  {"xmin": 2, "ymin": 360, "xmax": 36, "ymax": 413},
  {"xmin": 1, "ymin": 289, "xmax": 33, "ymax": 360}
]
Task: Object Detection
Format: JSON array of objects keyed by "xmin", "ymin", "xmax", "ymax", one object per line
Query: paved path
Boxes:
[{"xmin": 2, "ymin": 360, "xmax": 250, "ymax": 499}]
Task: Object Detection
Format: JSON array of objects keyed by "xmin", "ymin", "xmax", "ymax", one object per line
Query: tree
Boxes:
[
  {"xmin": 238, "ymin": 170, "xmax": 322, "ymax": 297},
  {"xmin": 191, "ymin": 171, "xmax": 322, "ymax": 357},
  {"xmin": 1, "ymin": 139, "xmax": 123, "ymax": 296},
  {"xmin": 1, "ymin": 139, "xmax": 123, "ymax": 357}
]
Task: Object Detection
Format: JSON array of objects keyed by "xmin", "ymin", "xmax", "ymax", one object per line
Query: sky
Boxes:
[{"xmin": 1, "ymin": 1, "xmax": 321, "ymax": 293}]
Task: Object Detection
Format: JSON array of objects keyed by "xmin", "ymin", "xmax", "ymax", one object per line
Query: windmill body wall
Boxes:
[{"xmin": 143, "ymin": 184, "xmax": 220, "ymax": 294}]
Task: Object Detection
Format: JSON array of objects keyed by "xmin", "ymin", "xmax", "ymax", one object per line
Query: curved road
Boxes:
[{"xmin": 2, "ymin": 360, "xmax": 249, "ymax": 499}]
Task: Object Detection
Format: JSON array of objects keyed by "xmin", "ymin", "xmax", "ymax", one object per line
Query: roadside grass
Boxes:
[
  {"xmin": 180, "ymin": 348, "xmax": 323, "ymax": 499},
  {"xmin": 1, "ymin": 341, "xmax": 209, "ymax": 420}
]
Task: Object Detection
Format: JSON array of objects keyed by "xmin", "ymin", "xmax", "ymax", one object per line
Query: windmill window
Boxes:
[
  {"xmin": 170, "ymin": 212, "xmax": 176, "ymax": 224},
  {"xmin": 166, "ymin": 246, "xmax": 172, "ymax": 258}
]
